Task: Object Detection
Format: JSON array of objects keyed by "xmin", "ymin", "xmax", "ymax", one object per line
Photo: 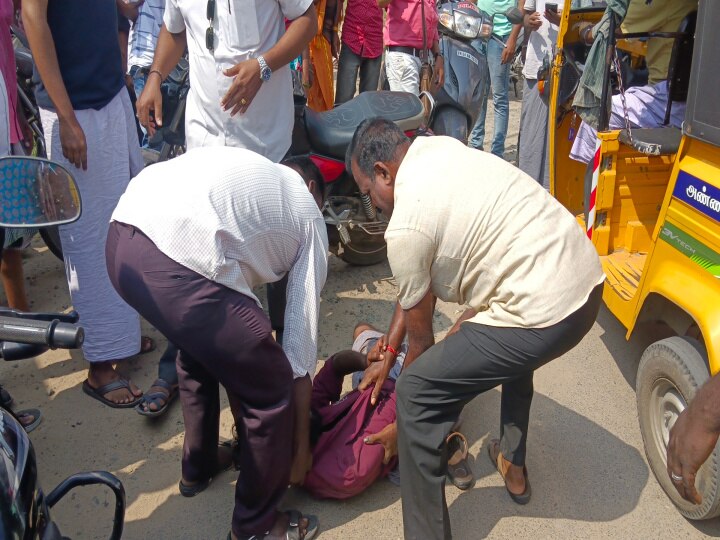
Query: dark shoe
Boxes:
[
  {"xmin": 487, "ymin": 438, "xmax": 531, "ymax": 505},
  {"xmin": 446, "ymin": 431, "xmax": 474, "ymax": 490},
  {"xmin": 17, "ymin": 408, "xmax": 42, "ymax": 433},
  {"xmin": 178, "ymin": 441, "xmax": 237, "ymax": 497}
]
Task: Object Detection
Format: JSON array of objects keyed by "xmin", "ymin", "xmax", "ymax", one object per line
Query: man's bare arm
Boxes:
[
  {"xmin": 402, "ymin": 289, "xmax": 436, "ymax": 369},
  {"xmin": 136, "ymin": 26, "xmax": 187, "ymax": 132}
]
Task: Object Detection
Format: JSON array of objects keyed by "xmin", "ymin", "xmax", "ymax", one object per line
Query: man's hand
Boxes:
[
  {"xmin": 136, "ymin": 74, "xmax": 163, "ymax": 135},
  {"xmin": 59, "ymin": 116, "xmax": 87, "ymax": 170},
  {"xmin": 117, "ymin": 0, "xmax": 144, "ymax": 22},
  {"xmin": 221, "ymin": 59, "xmax": 263, "ymax": 117},
  {"xmin": 433, "ymin": 56, "xmax": 445, "ymax": 89},
  {"xmin": 544, "ymin": 8, "xmax": 561, "ymax": 27},
  {"xmin": 501, "ymin": 35, "xmax": 517, "ymax": 64},
  {"xmin": 667, "ymin": 391, "xmax": 720, "ymax": 504},
  {"xmin": 360, "ymin": 339, "xmax": 396, "ymax": 406},
  {"xmin": 525, "ymin": 11, "xmax": 542, "ymax": 31},
  {"xmin": 289, "ymin": 439, "xmax": 313, "ymax": 485},
  {"xmin": 364, "ymin": 422, "xmax": 398, "ymax": 464}
]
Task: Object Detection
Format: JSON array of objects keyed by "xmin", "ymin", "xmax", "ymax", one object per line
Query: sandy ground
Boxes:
[{"xmin": 2, "ymin": 93, "xmax": 720, "ymax": 539}]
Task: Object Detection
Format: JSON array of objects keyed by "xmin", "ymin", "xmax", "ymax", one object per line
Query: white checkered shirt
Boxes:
[{"xmin": 112, "ymin": 147, "xmax": 329, "ymax": 378}]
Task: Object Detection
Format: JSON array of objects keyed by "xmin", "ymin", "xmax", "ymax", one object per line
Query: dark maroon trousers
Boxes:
[{"xmin": 106, "ymin": 222, "xmax": 293, "ymax": 537}]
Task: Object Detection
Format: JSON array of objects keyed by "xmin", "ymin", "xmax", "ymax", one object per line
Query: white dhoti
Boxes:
[
  {"xmin": 569, "ymin": 81, "xmax": 687, "ymax": 164},
  {"xmin": 41, "ymin": 89, "xmax": 143, "ymax": 362}
]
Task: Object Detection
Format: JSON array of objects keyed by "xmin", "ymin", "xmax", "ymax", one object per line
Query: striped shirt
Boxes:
[
  {"xmin": 128, "ymin": 0, "xmax": 164, "ymax": 69},
  {"xmin": 111, "ymin": 147, "xmax": 329, "ymax": 378}
]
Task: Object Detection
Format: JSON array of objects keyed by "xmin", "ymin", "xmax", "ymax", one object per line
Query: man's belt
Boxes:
[{"xmin": 387, "ymin": 45, "xmax": 430, "ymax": 58}]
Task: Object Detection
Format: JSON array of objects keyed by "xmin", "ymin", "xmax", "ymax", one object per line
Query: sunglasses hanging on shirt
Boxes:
[{"xmin": 206, "ymin": 0, "xmax": 216, "ymax": 52}]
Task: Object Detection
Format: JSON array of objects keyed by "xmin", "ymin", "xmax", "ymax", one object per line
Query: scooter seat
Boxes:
[{"xmin": 304, "ymin": 91, "xmax": 425, "ymax": 160}]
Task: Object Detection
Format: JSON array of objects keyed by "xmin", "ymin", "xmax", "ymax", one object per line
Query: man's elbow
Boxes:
[{"xmin": 299, "ymin": 4, "xmax": 319, "ymax": 37}]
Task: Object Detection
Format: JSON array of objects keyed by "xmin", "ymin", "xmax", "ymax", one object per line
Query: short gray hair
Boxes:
[{"xmin": 345, "ymin": 118, "xmax": 409, "ymax": 180}]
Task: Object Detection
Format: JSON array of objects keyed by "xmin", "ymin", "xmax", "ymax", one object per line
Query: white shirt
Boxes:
[
  {"xmin": 522, "ymin": 0, "xmax": 568, "ymax": 81},
  {"xmin": 111, "ymin": 147, "xmax": 329, "ymax": 378},
  {"xmin": 164, "ymin": 0, "xmax": 312, "ymax": 162},
  {"xmin": 385, "ymin": 136, "xmax": 605, "ymax": 328}
]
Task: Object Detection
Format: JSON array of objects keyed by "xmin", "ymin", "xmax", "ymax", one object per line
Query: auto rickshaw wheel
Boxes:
[{"xmin": 636, "ymin": 336, "xmax": 720, "ymax": 520}]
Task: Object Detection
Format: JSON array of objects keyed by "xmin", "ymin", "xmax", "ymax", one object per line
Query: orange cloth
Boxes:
[{"xmin": 306, "ymin": 0, "xmax": 335, "ymax": 112}]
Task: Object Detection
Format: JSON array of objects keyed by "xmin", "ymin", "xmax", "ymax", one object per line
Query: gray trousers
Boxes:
[{"xmin": 397, "ymin": 285, "xmax": 602, "ymax": 539}]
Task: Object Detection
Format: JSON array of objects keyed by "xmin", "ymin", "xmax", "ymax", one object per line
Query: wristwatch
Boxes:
[{"xmin": 257, "ymin": 55, "xmax": 272, "ymax": 82}]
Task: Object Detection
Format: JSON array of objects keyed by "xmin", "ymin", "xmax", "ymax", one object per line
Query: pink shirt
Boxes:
[
  {"xmin": 0, "ymin": 0, "xmax": 21, "ymax": 144},
  {"xmin": 384, "ymin": 0, "xmax": 439, "ymax": 50}
]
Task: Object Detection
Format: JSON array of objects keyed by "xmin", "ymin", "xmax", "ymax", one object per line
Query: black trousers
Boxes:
[
  {"xmin": 397, "ymin": 285, "xmax": 603, "ymax": 540},
  {"xmin": 106, "ymin": 222, "xmax": 294, "ymax": 536}
]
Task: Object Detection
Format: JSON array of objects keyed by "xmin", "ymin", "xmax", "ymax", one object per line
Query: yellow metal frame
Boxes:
[{"xmin": 548, "ymin": 6, "xmax": 720, "ymax": 375}]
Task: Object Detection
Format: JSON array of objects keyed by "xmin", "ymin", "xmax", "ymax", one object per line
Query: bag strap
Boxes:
[{"xmin": 420, "ymin": 0, "xmax": 429, "ymax": 62}]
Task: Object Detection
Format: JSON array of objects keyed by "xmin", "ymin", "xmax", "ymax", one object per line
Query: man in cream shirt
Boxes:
[{"xmin": 347, "ymin": 119, "xmax": 605, "ymax": 539}]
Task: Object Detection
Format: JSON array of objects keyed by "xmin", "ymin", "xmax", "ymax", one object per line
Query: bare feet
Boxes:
[
  {"xmin": 87, "ymin": 362, "xmax": 141, "ymax": 405},
  {"xmin": 137, "ymin": 379, "xmax": 177, "ymax": 413}
]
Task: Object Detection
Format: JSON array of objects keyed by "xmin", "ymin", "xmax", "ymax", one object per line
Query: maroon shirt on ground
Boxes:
[{"xmin": 341, "ymin": 0, "xmax": 384, "ymax": 59}]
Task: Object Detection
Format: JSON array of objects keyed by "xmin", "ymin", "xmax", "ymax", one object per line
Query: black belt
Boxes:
[{"xmin": 387, "ymin": 45, "xmax": 430, "ymax": 58}]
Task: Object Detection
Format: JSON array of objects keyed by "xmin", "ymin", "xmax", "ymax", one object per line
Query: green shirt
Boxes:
[{"xmin": 475, "ymin": 0, "xmax": 516, "ymax": 37}]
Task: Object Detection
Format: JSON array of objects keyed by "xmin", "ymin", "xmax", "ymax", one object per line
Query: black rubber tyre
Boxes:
[
  {"xmin": 636, "ymin": 336, "xmax": 720, "ymax": 520},
  {"xmin": 40, "ymin": 226, "xmax": 63, "ymax": 261},
  {"xmin": 339, "ymin": 240, "xmax": 387, "ymax": 266},
  {"xmin": 431, "ymin": 107, "xmax": 469, "ymax": 145}
]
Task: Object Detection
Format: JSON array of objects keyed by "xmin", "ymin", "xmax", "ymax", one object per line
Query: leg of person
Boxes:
[
  {"xmin": 517, "ymin": 78, "xmax": 550, "ymax": 188},
  {"xmin": 487, "ymin": 35, "xmax": 511, "ymax": 157},
  {"xmin": 468, "ymin": 39, "xmax": 490, "ymax": 150},
  {"xmin": 397, "ymin": 285, "xmax": 603, "ymax": 539},
  {"xmin": 358, "ymin": 55, "xmax": 383, "ymax": 94},
  {"xmin": 41, "ymin": 90, "xmax": 143, "ymax": 407},
  {"xmin": 106, "ymin": 223, "xmax": 301, "ymax": 537},
  {"xmin": 385, "ymin": 51, "xmax": 421, "ymax": 95},
  {"xmin": 335, "ymin": 44, "xmax": 362, "ymax": 105},
  {"xmin": 1, "ymin": 248, "xmax": 29, "ymax": 311},
  {"xmin": 266, "ymin": 275, "xmax": 288, "ymax": 345}
]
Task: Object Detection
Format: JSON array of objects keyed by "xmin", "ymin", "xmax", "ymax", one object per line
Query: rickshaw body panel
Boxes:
[{"xmin": 548, "ymin": 2, "xmax": 719, "ymax": 376}]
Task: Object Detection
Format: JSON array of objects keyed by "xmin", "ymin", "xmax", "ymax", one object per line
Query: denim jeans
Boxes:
[
  {"xmin": 335, "ymin": 44, "xmax": 383, "ymax": 105},
  {"xmin": 468, "ymin": 34, "xmax": 511, "ymax": 157}
]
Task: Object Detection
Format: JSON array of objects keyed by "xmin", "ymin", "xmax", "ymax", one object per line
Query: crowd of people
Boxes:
[{"xmin": 0, "ymin": 0, "xmax": 713, "ymax": 538}]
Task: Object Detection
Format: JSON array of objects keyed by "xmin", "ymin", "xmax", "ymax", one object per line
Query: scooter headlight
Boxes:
[
  {"xmin": 453, "ymin": 11, "xmax": 482, "ymax": 38},
  {"xmin": 439, "ymin": 12, "xmax": 455, "ymax": 32}
]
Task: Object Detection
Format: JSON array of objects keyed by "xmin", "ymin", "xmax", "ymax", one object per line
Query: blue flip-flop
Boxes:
[
  {"xmin": 135, "ymin": 378, "xmax": 178, "ymax": 418},
  {"xmin": 16, "ymin": 408, "xmax": 42, "ymax": 433}
]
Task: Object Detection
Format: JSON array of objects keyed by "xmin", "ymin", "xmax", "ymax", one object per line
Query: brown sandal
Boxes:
[
  {"xmin": 446, "ymin": 431, "xmax": 474, "ymax": 490},
  {"xmin": 487, "ymin": 438, "xmax": 531, "ymax": 505}
]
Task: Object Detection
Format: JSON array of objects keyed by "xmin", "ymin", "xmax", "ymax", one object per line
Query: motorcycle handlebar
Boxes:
[{"xmin": 0, "ymin": 316, "xmax": 84, "ymax": 349}]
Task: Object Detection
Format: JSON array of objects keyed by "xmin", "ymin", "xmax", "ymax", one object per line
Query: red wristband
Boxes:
[{"xmin": 385, "ymin": 344, "xmax": 399, "ymax": 357}]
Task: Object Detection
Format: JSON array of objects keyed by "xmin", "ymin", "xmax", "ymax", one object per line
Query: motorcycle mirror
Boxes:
[
  {"xmin": 0, "ymin": 157, "xmax": 81, "ymax": 228},
  {"xmin": 505, "ymin": 7, "xmax": 524, "ymax": 25}
]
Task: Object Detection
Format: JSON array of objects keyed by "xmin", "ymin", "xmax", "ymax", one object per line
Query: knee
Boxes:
[{"xmin": 353, "ymin": 322, "xmax": 374, "ymax": 340}]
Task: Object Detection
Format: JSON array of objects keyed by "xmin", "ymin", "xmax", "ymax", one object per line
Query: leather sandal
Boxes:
[
  {"xmin": 487, "ymin": 438, "xmax": 531, "ymax": 505},
  {"xmin": 446, "ymin": 431, "xmax": 475, "ymax": 490}
]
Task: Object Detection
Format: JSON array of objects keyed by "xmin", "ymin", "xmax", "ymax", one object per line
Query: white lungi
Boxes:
[{"xmin": 41, "ymin": 89, "xmax": 142, "ymax": 362}]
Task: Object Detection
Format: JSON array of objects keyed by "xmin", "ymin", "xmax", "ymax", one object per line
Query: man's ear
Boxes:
[
  {"xmin": 307, "ymin": 179, "xmax": 317, "ymax": 195},
  {"xmin": 373, "ymin": 161, "xmax": 392, "ymax": 185}
]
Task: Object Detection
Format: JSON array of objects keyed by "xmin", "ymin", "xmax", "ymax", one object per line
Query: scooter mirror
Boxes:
[
  {"xmin": 0, "ymin": 157, "xmax": 81, "ymax": 228},
  {"xmin": 505, "ymin": 7, "xmax": 524, "ymax": 25}
]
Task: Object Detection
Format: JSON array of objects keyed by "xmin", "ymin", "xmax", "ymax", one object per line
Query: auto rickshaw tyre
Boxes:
[
  {"xmin": 40, "ymin": 227, "xmax": 63, "ymax": 261},
  {"xmin": 636, "ymin": 336, "xmax": 720, "ymax": 520}
]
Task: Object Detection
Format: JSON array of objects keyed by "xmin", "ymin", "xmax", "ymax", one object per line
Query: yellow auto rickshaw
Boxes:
[{"xmin": 547, "ymin": 0, "xmax": 720, "ymax": 519}]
